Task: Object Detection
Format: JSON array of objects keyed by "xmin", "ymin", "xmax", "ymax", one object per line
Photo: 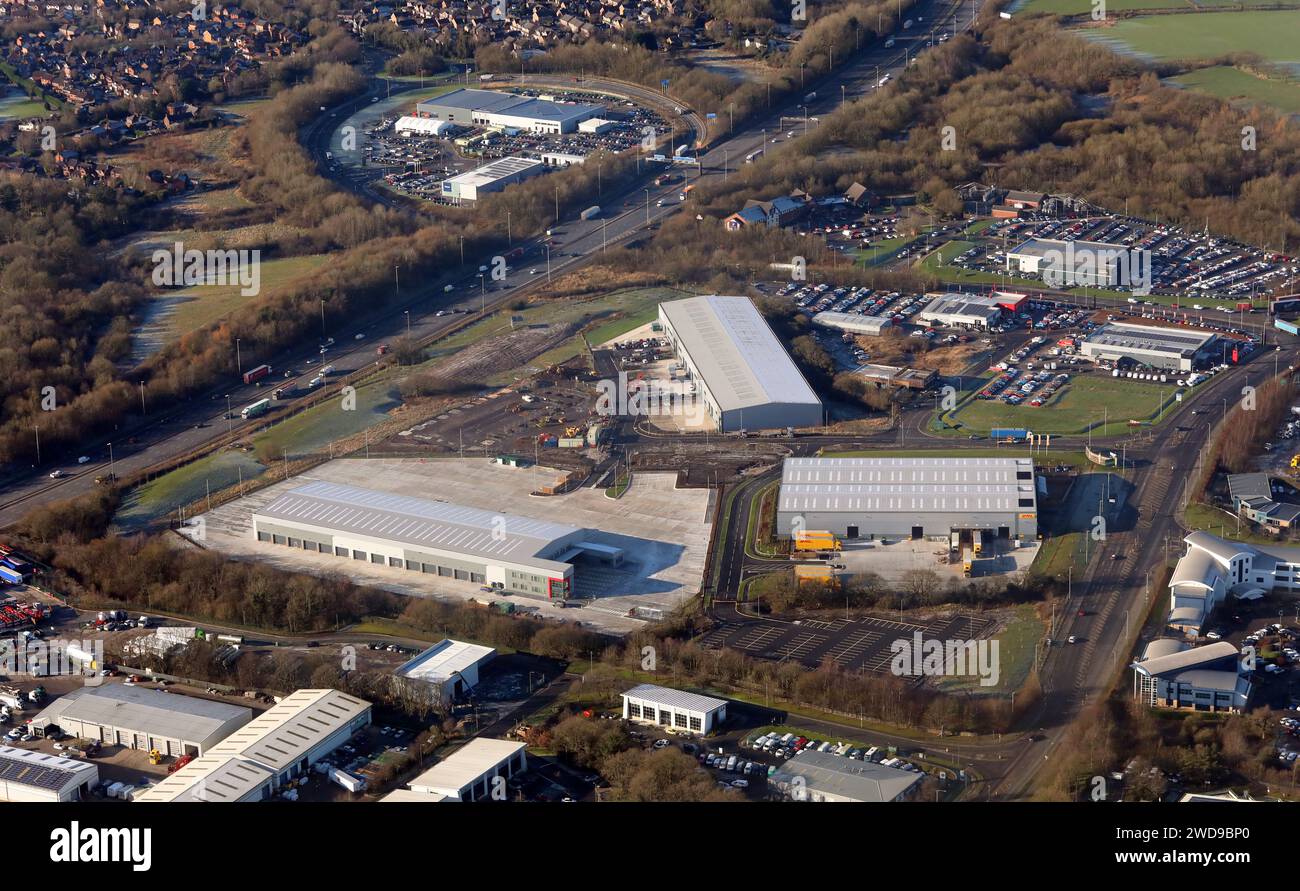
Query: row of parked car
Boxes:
[{"xmin": 748, "ymin": 731, "xmax": 922, "ymax": 772}]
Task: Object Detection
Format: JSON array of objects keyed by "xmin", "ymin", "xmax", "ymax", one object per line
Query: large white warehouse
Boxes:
[
  {"xmin": 776, "ymin": 456, "xmax": 1039, "ymax": 541},
  {"xmin": 252, "ymin": 480, "xmax": 624, "ymax": 601},
  {"xmin": 658, "ymin": 295, "xmax": 823, "ymax": 433},
  {"xmin": 415, "ymin": 88, "xmax": 603, "ymax": 134},
  {"xmin": 439, "ymin": 156, "xmax": 546, "ymax": 205}
]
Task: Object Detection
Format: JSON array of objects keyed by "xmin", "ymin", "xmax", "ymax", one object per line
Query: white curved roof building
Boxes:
[{"xmin": 395, "ymin": 115, "xmax": 454, "ymax": 137}]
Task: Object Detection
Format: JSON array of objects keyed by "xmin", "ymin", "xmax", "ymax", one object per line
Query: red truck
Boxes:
[
  {"xmin": 376, "ymin": 344, "xmax": 389, "ymax": 356},
  {"xmin": 242, "ymin": 364, "xmax": 272, "ymax": 385}
]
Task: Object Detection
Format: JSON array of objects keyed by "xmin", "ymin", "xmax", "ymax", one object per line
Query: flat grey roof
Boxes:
[
  {"xmin": 659, "ymin": 295, "xmax": 821, "ymax": 413},
  {"xmin": 779, "ymin": 457, "xmax": 1036, "ymax": 514},
  {"xmin": 920, "ymin": 293, "xmax": 1002, "ymax": 322},
  {"xmin": 623, "ymin": 683, "xmax": 728, "ymax": 714},
  {"xmin": 1228, "ymin": 473, "xmax": 1272, "ymax": 504},
  {"xmin": 444, "ymin": 155, "xmax": 544, "ymax": 188},
  {"xmin": 417, "ymin": 89, "xmax": 603, "ymax": 124},
  {"xmin": 811, "ymin": 311, "xmax": 891, "ymax": 332},
  {"xmin": 1008, "ymin": 236, "xmax": 1127, "ymax": 259},
  {"xmin": 254, "ymin": 480, "xmax": 582, "ymax": 569},
  {"xmin": 771, "ymin": 750, "xmax": 922, "ymax": 802},
  {"xmin": 418, "ymin": 88, "xmax": 525, "ymax": 114},
  {"xmin": 1084, "ymin": 322, "xmax": 1215, "ymax": 357},
  {"xmin": 35, "ymin": 684, "xmax": 251, "ymax": 744}
]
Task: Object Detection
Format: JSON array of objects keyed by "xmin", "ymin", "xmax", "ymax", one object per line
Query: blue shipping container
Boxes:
[
  {"xmin": 0, "ymin": 565, "xmax": 24, "ymax": 584},
  {"xmin": 990, "ymin": 428, "xmax": 1029, "ymax": 441}
]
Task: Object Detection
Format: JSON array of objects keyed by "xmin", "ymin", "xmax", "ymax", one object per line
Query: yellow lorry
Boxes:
[{"xmin": 793, "ymin": 530, "xmax": 842, "ymax": 552}]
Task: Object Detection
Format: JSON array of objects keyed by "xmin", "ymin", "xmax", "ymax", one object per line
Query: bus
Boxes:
[
  {"xmin": 972, "ymin": 530, "xmax": 984, "ymax": 556},
  {"xmin": 744, "ymin": 149, "xmax": 763, "ymax": 164}
]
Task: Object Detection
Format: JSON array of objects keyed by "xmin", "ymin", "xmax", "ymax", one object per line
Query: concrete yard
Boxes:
[
  {"xmin": 835, "ymin": 536, "xmax": 1038, "ymax": 583},
  {"xmin": 193, "ymin": 457, "xmax": 714, "ymax": 634}
]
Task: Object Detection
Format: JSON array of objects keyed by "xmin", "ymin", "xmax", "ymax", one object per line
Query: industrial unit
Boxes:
[
  {"xmin": 0, "ymin": 745, "xmax": 98, "ymax": 802},
  {"xmin": 1006, "ymin": 237, "xmax": 1136, "ymax": 287},
  {"xmin": 394, "ymin": 638, "xmax": 496, "ymax": 705},
  {"xmin": 769, "ymin": 750, "xmax": 922, "ymax": 802},
  {"xmin": 811, "ymin": 311, "xmax": 893, "ymax": 336},
  {"xmin": 439, "ymin": 156, "xmax": 546, "ymax": 205},
  {"xmin": 405, "ymin": 738, "xmax": 528, "ymax": 801},
  {"xmin": 135, "ymin": 689, "xmax": 372, "ymax": 802},
  {"xmin": 252, "ymin": 480, "xmax": 630, "ymax": 601},
  {"xmin": 657, "ymin": 295, "xmax": 823, "ymax": 432},
  {"xmin": 1081, "ymin": 321, "xmax": 1217, "ymax": 372},
  {"xmin": 30, "ymin": 684, "xmax": 252, "ymax": 757},
  {"xmin": 415, "ymin": 88, "xmax": 603, "ymax": 134},
  {"xmin": 917, "ymin": 293, "xmax": 1003, "ymax": 329},
  {"xmin": 776, "ymin": 456, "xmax": 1039, "ymax": 541},
  {"xmin": 621, "ymin": 683, "xmax": 728, "ymax": 735}
]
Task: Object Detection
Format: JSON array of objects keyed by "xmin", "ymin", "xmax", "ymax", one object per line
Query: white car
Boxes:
[
  {"xmin": 49, "ymin": 470, "xmax": 64, "ymax": 479},
  {"xmin": 1067, "ymin": 635, "xmax": 1077, "ymax": 644},
  {"xmin": 1206, "ymin": 631, "xmax": 1222, "ymax": 640},
  {"xmin": 77, "ymin": 456, "xmax": 89, "ymax": 464}
]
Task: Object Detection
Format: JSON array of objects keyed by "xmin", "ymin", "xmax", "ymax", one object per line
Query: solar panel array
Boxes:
[{"xmin": 0, "ymin": 746, "xmax": 92, "ymax": 791}]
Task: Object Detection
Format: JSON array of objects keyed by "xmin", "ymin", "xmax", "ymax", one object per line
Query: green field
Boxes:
[
  {"xmin": 855, "ymin": 235, "xmax": 917, "ymax": 266},
  {"xmin": 251, "ymin": 378, "xmax": 403, "ymax": 461},
  {"xmin": 422, "ymin": 286, "xmax": 682, "ymax": 386},
  {"xmin": 0, "ymin": 94, "xmax": 48, "ymax": 120},
  {"xmin": 1082, "ymin": 11, "xmax": 1300, "ymax": 65},
  {"xmin": 148, "ymin": 253, "xmax": 329, "ymax": 341},
  {"xmin": 115, "ymin": 449, "xmax": 267, "ymax": 529},
  {"xmin": 1020, "ymin": 0, "xmax": 1191, "ymax": 13},
  {"xmin": 941, "ymin": 373, "xmax": 1179, "ymax": 436},
  {"xmin": 1169, "ymin": 65, "xmax": 1300, "ymax": 114}
]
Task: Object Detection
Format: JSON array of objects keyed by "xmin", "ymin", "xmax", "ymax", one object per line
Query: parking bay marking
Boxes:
[
  {"xmin": 828, "ymin": 631, "xmax": 881, "ymax": 666},
  {"xmin": 774, "ymin": 632, "xmax": 826, "ymax": 661},
  {"xmin": 731, "ymin": 625, "xmax": 784, "ymax": 652}
]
